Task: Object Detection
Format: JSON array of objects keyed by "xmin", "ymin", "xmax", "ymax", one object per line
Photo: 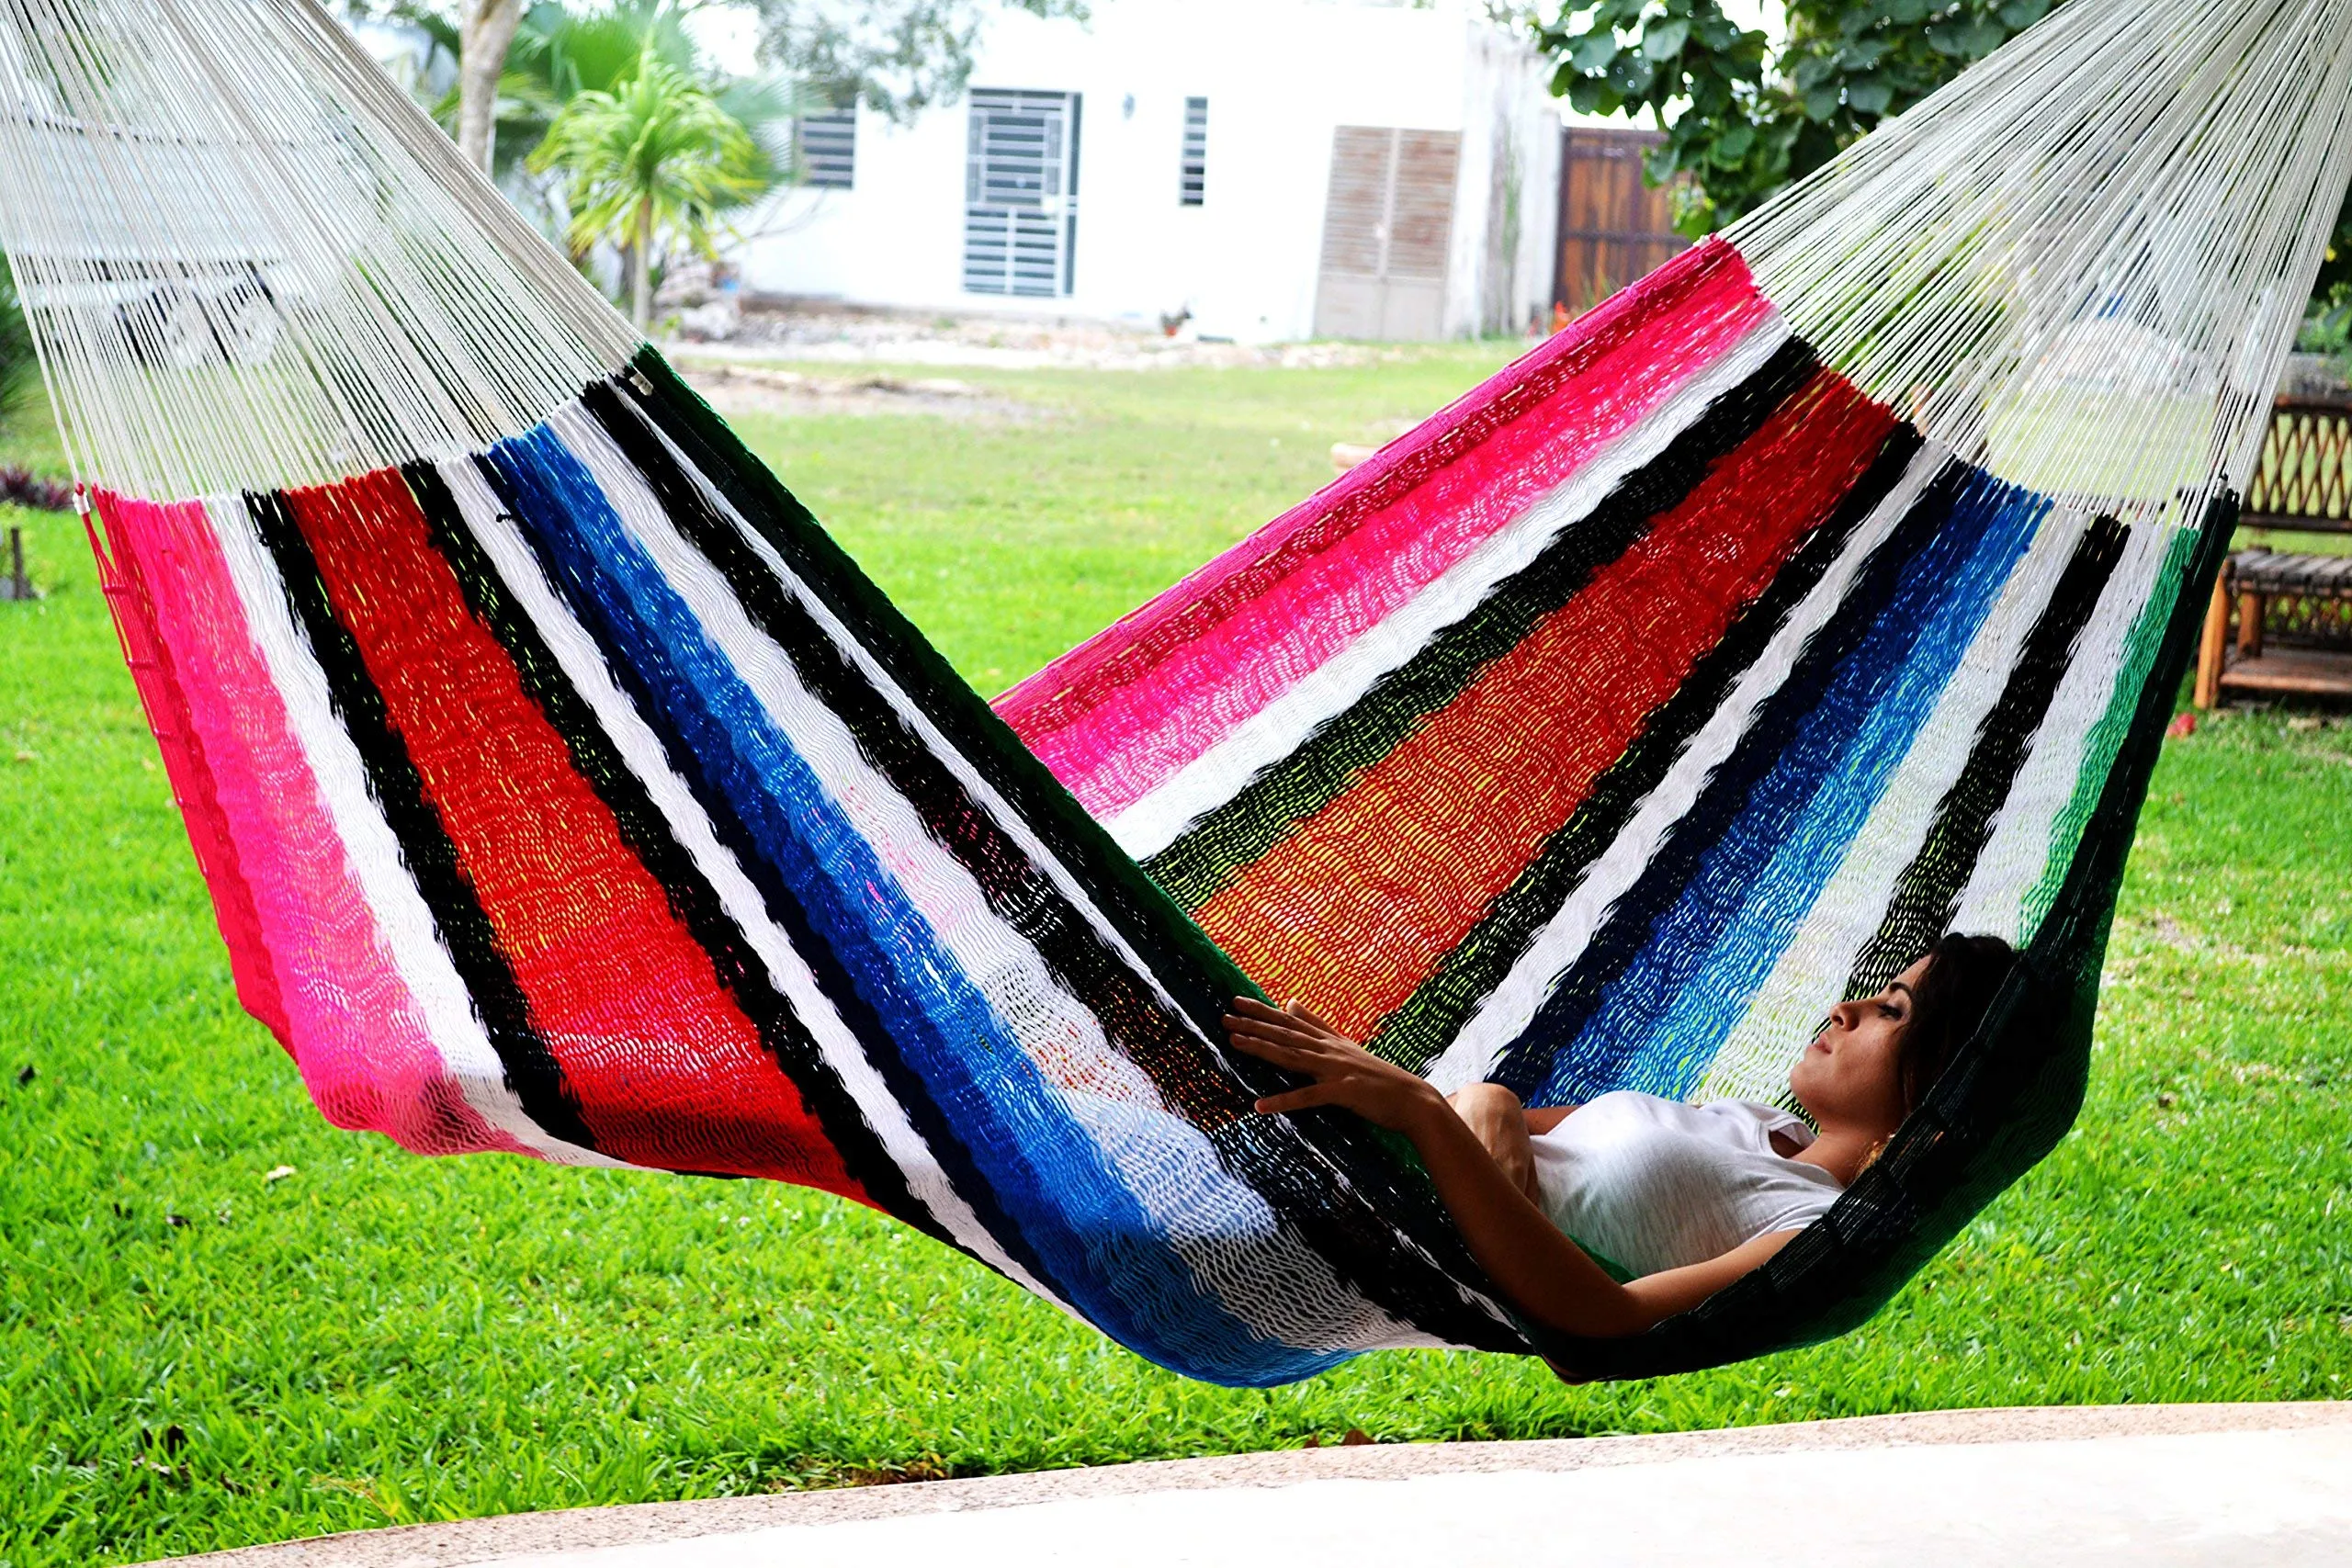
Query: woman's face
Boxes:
[{"xmin": 1789, "ymin": 953, "xmax": 1933, "ymax": 1135}]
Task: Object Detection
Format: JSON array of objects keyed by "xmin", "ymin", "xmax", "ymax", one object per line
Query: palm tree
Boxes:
[{"xmin": 528, "ymin": 45, "xmax": 769, "ymax": 329}]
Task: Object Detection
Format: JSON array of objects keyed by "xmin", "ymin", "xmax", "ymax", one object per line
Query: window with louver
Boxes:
[
  {"xmin": 798, "ymin": 108, "xmax": 855, "ymax": 189},
  {"xmin": 964, "ymin": 89, "xmax": 1080, "ymax": 298},
  {"xmin": 1181, "ymin": 96, "xmax": 1207, "ymax": 206}
]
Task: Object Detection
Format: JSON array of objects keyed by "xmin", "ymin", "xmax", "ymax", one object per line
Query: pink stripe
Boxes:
[
  {"xmin": 91, "ymin": 496, "xmax": 289, "ymax": 1043},
  {"xmin": 997, "ymin": 240, "xmax": 1771, "ymax": 817},
  {"xmin": 97, "ymin": 491, "xmax": 529, "ymax": 1159}
]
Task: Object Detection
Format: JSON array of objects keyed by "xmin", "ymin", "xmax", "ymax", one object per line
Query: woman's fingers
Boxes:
[
  {"xmin": 1225, "ymin": 1020, "xmax": 1328, "ymax": 1052},
  {"xmin": 1223, "ymin": 1014, "xmax": 1338, "ymax": 1055},
  {"xmin": 1220, "ymin": 1030, "xmax": 1288, "ymax": 1063},
  {"xmin": 1227, "ymin": 996, "xmax": 1298, "ymax": 1025},
  {"xmin": 1234, "ymin": 995, "xmax": 1353, "ymax": 1044},
  {"xmin": 1287, "ymin": 1001, "xmax": 1344, "ymax": 1036},
  {"xmin": 1220, "ymin": 1023, "xmax": 1322, "ymax": 1067},
  {"xmin": 1253, "ymin": 1084, "xmax": 1339, "ymax": 1115}
]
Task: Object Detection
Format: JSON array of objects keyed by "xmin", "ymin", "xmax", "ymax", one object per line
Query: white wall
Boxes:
[
  {"xmin": 1454, "ymin": 24, "xmax": 1563, "ymax": 338},
  {"xmin": 730, "ymin": 0, "xmax": 1561, "ymax": 342}
]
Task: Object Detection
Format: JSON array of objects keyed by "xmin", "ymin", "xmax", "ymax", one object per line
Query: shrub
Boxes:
[{"xmin": 0, "ymin": 465, "xmax": 72, "ymax": 512}]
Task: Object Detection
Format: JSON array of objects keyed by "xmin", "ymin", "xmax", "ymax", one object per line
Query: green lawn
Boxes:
[{"xmin": 4, "ymin": 358, "xmax": 2350, "ymax": 1568}]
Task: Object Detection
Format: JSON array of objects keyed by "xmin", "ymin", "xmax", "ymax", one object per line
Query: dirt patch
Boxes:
[
  {"xmin": 677, "ymin": 362, "xmax": 1046, "ymax": 422},
  {"xmin": 665, "ymin": 299, "xmax": 1451, "ymax": 372}
]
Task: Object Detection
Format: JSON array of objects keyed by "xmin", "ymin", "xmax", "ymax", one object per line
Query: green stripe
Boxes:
[
  {"xmin": 1140, "ymin": 337, "xmax": 1820, "ymax": 910},
  {"xmin": 2019, "ymin": 525, "xmax": 2199, "ymax": 935}
]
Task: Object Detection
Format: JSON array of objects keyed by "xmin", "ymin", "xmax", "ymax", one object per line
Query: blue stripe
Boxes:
[
  {"xmin": 481, "ymin": 425, "xmax": 1344, "ymax": 1385},
  {"xmin": 1484, "ymin": 461, "xmax": 1968, "ymax": 1102},
  {"xmin": 1575, "ymin": 471, "xmax": 2049, "ymax": 1099}
]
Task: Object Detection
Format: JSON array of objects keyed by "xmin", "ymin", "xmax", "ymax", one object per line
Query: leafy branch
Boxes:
[{"xmin": 1533, "ymin": 0, "xmax": 2053, "ymax": 236}]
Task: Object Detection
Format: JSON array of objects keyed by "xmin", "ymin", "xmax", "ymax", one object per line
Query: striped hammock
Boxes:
[{"xmin": 5, "ymin": 0, "xmax": 2347, "ymax": 1384}]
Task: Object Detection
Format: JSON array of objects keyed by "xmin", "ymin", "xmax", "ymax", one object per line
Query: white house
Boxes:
[{"xmin": 729, "ymin": 0, "xmax": 1563, "ymax": 343}]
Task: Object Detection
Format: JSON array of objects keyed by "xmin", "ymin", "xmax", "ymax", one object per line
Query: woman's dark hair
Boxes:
[{"xmin": 1895, "ymin": 932, "xmax": 2019, "ymax": 1116}]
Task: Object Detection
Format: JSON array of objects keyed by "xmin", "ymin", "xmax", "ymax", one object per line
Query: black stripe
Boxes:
[
  {"xmin": 244, "ymin": 489, "xmax": 595, "ymax": 1151},
  {"xmin": 583, "ymin": 381, "xmax": 1527, "ymax": 1355},
  {"xmin": 1371, "ymin": 426, "xmax": 1928, "ymax": 1071},
  {"xmin": 616, "ymin": 351, "xmax": 1255, "ymax": 1042},
  {"xmin": 458, "ymin": 437, "xmax": 1077, "ymax": 1304},
  {"xmin": 397, "ymin": 461, "xmax": 948, "ymax": 1235},
  {"xmin": 1142, "ymin": 334, "xmax": 1825, "ymax": 909},
  {"xmin": 1842, "ymin": 511, "xmax": 2132, "ymax": 994},
  {"xmin": 579, "ymin": 388, "xmax": 1245, "ymax": 1123},
  {"xmin": 573, "ymin": 394, "xmax": 1250, "ymax": 1114},
  {"xmin": 1483, "ymin": 459, "xmax": 1973, "ymax": 1098},
  {"xmin": 611, "ymin": 357, "xmax": 1529, "ymax": 1343}
]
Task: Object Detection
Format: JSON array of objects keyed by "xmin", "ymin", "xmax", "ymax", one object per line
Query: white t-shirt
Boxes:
[{"xmin": 1527, "ymin": 1091, "xmax": 1845, "ymax": 1280}]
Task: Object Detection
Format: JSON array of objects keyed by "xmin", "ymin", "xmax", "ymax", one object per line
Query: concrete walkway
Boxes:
[{"xmin": 156, "ymin": 1403, "xmax": 2352, "ymax": 1568}]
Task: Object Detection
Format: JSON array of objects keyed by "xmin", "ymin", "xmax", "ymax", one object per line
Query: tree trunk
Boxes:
[
  {"xmin": 631, "ymin": 196, "xmax": 654, "ymax": 330},
  {"xmin": 456, "ymin": 0, "xmax": 524, "ymax": 175}
]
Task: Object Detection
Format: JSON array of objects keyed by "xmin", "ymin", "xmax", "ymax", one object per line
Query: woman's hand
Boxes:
[{"xmin": 1222, "ymin": 997, "xmax": 1449, "ymax": 1135}]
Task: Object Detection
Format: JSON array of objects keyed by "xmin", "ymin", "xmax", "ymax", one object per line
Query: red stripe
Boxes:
[
  {"xmin": 283, "ymin": 468, "xmax": 865, "ymax": 1195},
  {"xmin": 1193, "ymin": 372, "xmax": 1900, "ymax": 1040}
]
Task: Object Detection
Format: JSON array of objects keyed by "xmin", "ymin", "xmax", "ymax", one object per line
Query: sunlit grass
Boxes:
[{"xmin": 2, "ymin": 357, "xmax": 2347, "ymax": 1567}]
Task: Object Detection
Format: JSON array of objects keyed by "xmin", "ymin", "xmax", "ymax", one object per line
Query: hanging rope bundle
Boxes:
[{"xmin": 2, "ymin": 0, "xmax": 2346, "ymax": 1384}]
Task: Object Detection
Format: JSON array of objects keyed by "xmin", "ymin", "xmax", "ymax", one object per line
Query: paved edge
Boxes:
[{"xmin": 149, "ymin": 1402, "xmax": 2352, "ymax": 1568}]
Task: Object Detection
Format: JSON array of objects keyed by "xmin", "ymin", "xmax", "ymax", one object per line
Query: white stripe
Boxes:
[
  {"xmin": 1951, "ymin": 519, "xmax": 2182, "ymax": 941},
  {"xmin": 431, "ymin": 456, "xmax": 1072, "ymax": 1311},
  {"xmin": 197, "ymin": 494, "xmax": 621, "ymax": 1168},
  {"xmin": 1423, "ymin": 442, "xmax": 1956, "ymax": 1094},
  {"xmin": 1104, "ymin": 312, "xmax": 1795, "ymax": 863},
  {"xmin": 1694, "ymin": 504, "xmax": 2090, "ymax": 1106},
  {"xmin": 560, "ymin": 401, "xmax": 1510, "ymax": 1347},
  {"xmin": 616, "ymin": 397, "xmax": 1522, "ymax": 1338}
]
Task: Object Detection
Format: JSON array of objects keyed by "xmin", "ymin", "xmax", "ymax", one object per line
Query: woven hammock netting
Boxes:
[{"xmin": 5, "ymin": 0, "xmax": 2348, "ymax": 1386}]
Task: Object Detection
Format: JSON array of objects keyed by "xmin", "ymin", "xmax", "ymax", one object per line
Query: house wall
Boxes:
[{"xmin": 729, "ymin": 0, "xmax": 1559, "ymax": 342}]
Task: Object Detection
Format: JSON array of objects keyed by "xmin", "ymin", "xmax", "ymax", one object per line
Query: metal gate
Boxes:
[{"xmin": 964, "ymin": 89, "xmax": 1080, "ymax": 298}]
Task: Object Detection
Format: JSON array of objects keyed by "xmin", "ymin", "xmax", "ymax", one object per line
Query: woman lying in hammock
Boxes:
[{"xmin": 1223, "ymin": 932, "xmax": 2015, "ymax": 1340}]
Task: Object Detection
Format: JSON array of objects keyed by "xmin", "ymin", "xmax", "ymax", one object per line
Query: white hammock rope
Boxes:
[
  {"xmin": 0, "ymin": 0, "xmax": 637, "ymax": 502},
  {"xmin": 1734, "ymin": 0, "xmax": 2352, "ymax": 523},
  {"xmin": 2, "ymin": 0, "xmax": 2346, "ymax": 511}
]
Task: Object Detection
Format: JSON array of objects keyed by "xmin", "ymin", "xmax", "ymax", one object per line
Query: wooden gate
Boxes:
[{"xmin": 1552, "ymin": 127, "xmax": 1688, "ymax": 318}]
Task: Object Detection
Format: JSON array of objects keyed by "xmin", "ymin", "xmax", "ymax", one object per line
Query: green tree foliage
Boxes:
[
  {"xmin": 528, "ymin": 45, "xmax": 769, "ymax": 326},
  {"xmin": 1535, "ymin": 0, "xmax": 2057, "ymax": 236},
  {"xmin": 749, "ymin": 0, "xmax": 1088, "ymax": 122},
  {"xmin": 368, "ymin": 3, "xmax": 798, "ymax": 184},
  {"xmin": 1532, "ymin": 0, "xmax": 2352, "ymax": 314}
]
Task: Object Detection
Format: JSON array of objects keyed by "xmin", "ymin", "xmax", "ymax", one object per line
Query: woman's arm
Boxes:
[
  {"xmin": 1523, "ymin": 1104, "xmax": 1578, "ymax": 1135},
  {"xmin": 1447, "ymin": 1082, "xmax": 1542, "ymax": 1201},
  {"xmin": 1224, "ymin": 998, "xmax": 1792, "ymax": 1339}
]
